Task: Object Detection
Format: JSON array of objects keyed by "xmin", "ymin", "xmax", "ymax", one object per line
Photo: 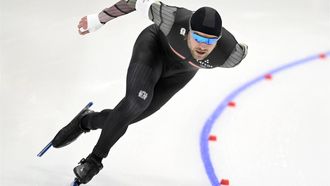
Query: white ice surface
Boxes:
[{"xmin": 1, "ymin": 0, "xmax": 330, "ymax": 185}]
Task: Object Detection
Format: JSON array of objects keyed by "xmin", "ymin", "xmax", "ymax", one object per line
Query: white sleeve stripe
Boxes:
[
  {"xmin": 228, "ymin": 59, "xmax": 236, "ymax": 66},
  {"xmin": 220, "ymin": 44, "xmax": 245, "ymax": 68},
  {"xmin": 150, "ymin": 3, "xmax": 176, "ymax": 35}
]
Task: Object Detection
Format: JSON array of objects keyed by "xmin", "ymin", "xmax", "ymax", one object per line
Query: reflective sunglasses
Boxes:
[{"xmin": 190, "ymin": 31, "xmax": 221, "ymax": 45}]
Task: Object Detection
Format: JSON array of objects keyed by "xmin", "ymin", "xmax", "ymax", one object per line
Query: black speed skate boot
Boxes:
[
  {"xmin": 52, "ymin": 109, "xmax": 94, "ymax": 148},
  {"xmin": 73, "ymin": 155, "xmax": 103, "ymax": 184}
]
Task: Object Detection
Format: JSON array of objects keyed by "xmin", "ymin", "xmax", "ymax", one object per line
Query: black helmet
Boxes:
[{"xmin": 190, "ymin": 7, "xmax": 222, "ymax": 37}]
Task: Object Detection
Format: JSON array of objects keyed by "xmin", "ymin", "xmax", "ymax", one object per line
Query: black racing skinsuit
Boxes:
[{"xmin": 84, "ymin": 24, "xmax": 198, "ymax": 158}]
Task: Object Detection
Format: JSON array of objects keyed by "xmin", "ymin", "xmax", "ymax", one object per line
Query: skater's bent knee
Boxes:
[{"xmin": 120, "ymin": 96, "xmax": 152, "ymax": 116}]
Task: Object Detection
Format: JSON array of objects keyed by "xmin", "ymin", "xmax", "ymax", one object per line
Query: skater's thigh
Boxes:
[
  {"xmin": 130, "ymin": 24, "xmax": 163, "ymax": 67},
  {"xmin": 131, "ymin": 71, "xmax": 198, "ymax": 124},
  {"xmin": 125, "ymin": 25, "xmax": 164, "ymax": 93}
]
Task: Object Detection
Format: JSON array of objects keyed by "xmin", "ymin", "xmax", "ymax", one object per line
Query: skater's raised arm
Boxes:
[
  {"xmin": 97, "ymin": 0, "xmax": 136, "ymax": 25},
  {"xmin": 78, "ymin": 0, "xmax": 177, "ymax": 35}
]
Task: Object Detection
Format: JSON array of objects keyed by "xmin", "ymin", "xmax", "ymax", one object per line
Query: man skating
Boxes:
[{"xmin": 51, "ymin": 0, "xmax": 248, "ymax": 184}]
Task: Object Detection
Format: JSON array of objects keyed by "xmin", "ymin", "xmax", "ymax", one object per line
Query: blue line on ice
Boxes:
[{"xmin": 200, "ymin": 51, "xmax": 330, "ymax": 186}]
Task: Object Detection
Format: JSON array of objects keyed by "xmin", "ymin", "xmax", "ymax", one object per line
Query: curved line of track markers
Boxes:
[{"xmin": 200, "ymin": 51, "xmax": 330, "ymax": 186}]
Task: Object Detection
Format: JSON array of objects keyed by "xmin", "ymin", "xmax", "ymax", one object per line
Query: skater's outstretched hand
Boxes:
[
  {"xmin": 77, "ymin": 14, "xmax": 103, "ymax": 35},
  {"xmin": 78, "ymin": 16, "xmax": 89, "ymax": 35}
]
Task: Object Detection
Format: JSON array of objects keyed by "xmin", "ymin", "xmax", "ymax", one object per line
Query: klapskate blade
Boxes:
[
  {"xmin": 37, "ymin": 102, "xmax": 93, "ymax": 157},
  {"xmin": 37, "ymin": 141, "xmax": 52, "ymax": 157},
  {"xmin": 71, "ymin": 178, "xmax": 81, "ymax": 186},
  {"xmin": 73, "ymin": 102, "xmax": 93, "ymax": 120}
]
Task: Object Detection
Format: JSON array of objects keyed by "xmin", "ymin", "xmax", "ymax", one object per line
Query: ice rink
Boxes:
[{"xmin": 1, "ymin": 0, "xmax": 330, "ymax": 185}]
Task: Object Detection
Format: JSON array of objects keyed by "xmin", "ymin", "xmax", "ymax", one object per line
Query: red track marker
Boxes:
[
  {"xmin": 228, "ymin": 101, "xmax": 236, "ymax": 107},
  {"xmin": 264, "ymin": 74, "xmax": 272, "ymax": 80},
  {"xmin": 319, "ymin": 53, "xmax": 326, "ymax": 59},
  {"xmin": 220, "ymin": 179, "xmax": 230, "ymax": 185},
  {"xmin": 209, "ymin": 135, "xmax": 217, "ymax": 142}
]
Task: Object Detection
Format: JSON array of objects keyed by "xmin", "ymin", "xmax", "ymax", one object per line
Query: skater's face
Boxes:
[{"xmin": 187, "ymin": 30, "xmax": 219, "ymax": 61}]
